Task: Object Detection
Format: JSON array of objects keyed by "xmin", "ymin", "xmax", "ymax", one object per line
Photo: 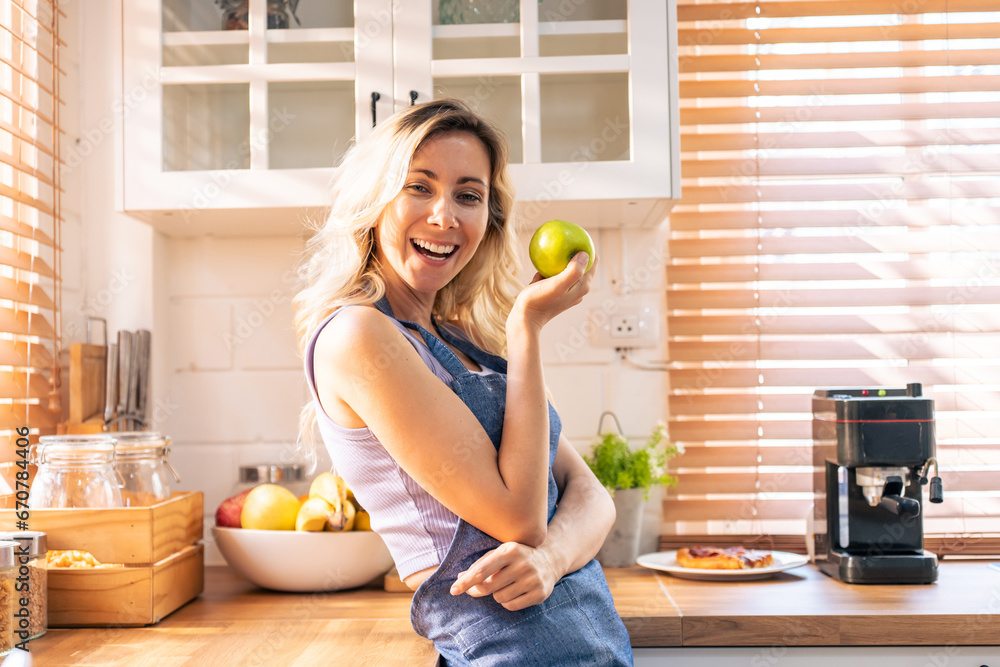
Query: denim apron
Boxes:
[{"xmin": 373, "ymin": 298, "xmax": 632, "ymax": 666}]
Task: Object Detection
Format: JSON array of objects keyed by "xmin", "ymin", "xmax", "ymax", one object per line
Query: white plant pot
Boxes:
[{"xmin": 596, "ymin": 487, "xmax": 645, "ymax": 568}]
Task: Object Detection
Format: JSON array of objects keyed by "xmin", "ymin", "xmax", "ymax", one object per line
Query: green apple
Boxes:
[{"xmin": 528, "ymin": 219, "xmax": 596, "ymax": 279}]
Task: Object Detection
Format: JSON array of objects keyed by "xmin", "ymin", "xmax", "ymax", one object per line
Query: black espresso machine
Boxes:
[{"xmin": 812, "ymin": 383, "xmax": 943, "ymax": 584}]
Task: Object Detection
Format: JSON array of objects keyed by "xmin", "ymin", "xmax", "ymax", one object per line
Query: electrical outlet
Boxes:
[
  {"xmin": 611, "ymin": 315, "xmax": 639, "ymax": 338},
  {"xmin": 590, "ymin": 302, "xmax": 661, "ymax": 349}
]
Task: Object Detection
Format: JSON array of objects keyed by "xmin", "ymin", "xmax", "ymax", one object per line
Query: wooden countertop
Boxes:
[
  {"xmin": 652, "ymin": 559, "xmax": 1000, "ymax": 647},
  {"xmin": 28, "ymin": 560, "xmax": 1000, "ymax": 664}
]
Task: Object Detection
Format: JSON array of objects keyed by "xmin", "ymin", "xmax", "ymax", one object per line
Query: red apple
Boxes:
[{"xmin": 215, "ymin": 488, "xmax": 254, "ymax": 528}]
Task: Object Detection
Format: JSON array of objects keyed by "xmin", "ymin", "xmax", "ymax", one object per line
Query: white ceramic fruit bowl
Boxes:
[{"xmin": 212, "ymin": 526, "xmax": 395, "ymax": 592}]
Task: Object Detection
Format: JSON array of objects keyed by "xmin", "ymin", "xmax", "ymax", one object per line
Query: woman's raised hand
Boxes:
[{"xmin": 510, "ymin": 253, "xmax": 596, "ymax": 335}]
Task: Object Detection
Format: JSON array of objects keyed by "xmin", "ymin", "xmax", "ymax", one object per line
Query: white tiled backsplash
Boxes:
[{"xmin": 160, "ymin": 228, "xmax": 667, "ymax": 565}]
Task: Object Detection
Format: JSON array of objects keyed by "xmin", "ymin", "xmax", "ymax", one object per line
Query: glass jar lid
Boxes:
[
  {"xmin": 0, "ymin": 531, "xmax": 46, "ymax": 557},
  {"xmin": 0, "ymin": 540, "xmax": 18, "ymax": 568},
  {"xmin": 34, "ymin": 435, "xmax": 117, "ymax": 464},
  {"xmin": 239, "ymin": 463, "xmax": 304, "ymax": 485},
  {"xmin": 38, "ymin": 434, "xmax": 117, "ymax": 447},
  {"xmin": 113, "ymin": 431, "xmax": 171, "ymax": 453}
]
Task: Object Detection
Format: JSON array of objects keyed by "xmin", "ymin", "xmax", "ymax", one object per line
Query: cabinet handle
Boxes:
[
  {"xmin": 409, "ymin": 90, "xmax": 418, "ymax": 106},
  {"xmin": 370, "ymin": 92, "xmax": 381, "ymax": 127}
]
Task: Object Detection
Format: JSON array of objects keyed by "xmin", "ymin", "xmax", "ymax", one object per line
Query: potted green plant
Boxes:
[{"xmin": 584, "ymin": 414, "xmax": 682, "ymax": 567}]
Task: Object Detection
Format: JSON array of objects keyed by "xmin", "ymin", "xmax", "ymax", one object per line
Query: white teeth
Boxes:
[{"xmin": 413, "ymin": 239, "xmax": 456, "ymax": 255}]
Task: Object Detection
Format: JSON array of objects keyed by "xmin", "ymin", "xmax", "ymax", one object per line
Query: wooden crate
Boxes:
[
  {"xmin": 0, "ymin": 491, "xmax": 204, "ymax": 627},
  {"xmin": 2, "ymin": 491, "xmax": 203, "ymax": 564},
  {"xmin": 47, "ymin": 543, "xmax": 204, "ymax": 627}
]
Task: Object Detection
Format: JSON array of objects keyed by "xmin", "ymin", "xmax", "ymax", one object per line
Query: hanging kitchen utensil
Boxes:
[
  {"xmin": 116, "ymin": 331, "xmax": 133, "ymax": 432},
  {"xmin": 135, "ymin": 329, "xmax": 151, "ymax": 429},
  {"xmin": 126, "ymin": 331, "xmax": 141, "ymax": 431},
  {"xmin": 104, "ymin": 341, "xmax": 118, "ymax": 425}
]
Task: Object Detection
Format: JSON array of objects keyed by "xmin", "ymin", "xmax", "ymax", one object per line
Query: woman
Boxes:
[{"xmin": 294, "ymin": 99, "xmax": 632, "ymax": 666}]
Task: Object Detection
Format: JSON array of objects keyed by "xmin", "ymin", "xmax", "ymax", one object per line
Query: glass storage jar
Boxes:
[
  {"xmin": 0, "ymin": 540, "xmax": 16, "ymax": 657},
  {"xmin": 0, "ymin": 531, "xmax": 46, "ymax": 642},
  {"xmin": 113, "ymin": 432, "xmax": 181, "ymax": 507},
  {"xmin": 28, "ymin": 435, "xmax": 123, "ymax": 509},
  {"xmin": 235, "ymin": 463, "xmax": 308, "ymax": 498}
]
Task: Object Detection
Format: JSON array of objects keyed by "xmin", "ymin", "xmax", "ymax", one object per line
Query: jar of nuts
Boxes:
[
  {"xmin": 0, "ymin": 531, "xmax": 46, "ymax": 642},
  {"xmin": 0, "ymin": 540, "xmax": 16, "ymax": 657}
]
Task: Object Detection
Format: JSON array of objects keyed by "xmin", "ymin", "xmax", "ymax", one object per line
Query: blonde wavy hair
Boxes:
[{"xmin": 293, "ymin": 99, "xmax": 521, "ymax": 462}]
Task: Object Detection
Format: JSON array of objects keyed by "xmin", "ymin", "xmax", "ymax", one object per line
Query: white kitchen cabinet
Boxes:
[{"xmin": 116, "ymin": 0, "xmax": 679, "ymax": 236}]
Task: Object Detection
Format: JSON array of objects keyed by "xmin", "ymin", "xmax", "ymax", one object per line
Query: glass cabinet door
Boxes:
[
  {"xmin": 159, "ymin": 0, "xmax": 361, "ymax": 172},
  {"xmin": 396, "ymin": 0, "xmax": 631, "ymax": 168},
  {"xmin": 121, "ymin": 0, "xmax": 395, "ymax": 218},
  {"xmin": 393, "ymin": 0, "xmax": 676, "ymax": 206}
]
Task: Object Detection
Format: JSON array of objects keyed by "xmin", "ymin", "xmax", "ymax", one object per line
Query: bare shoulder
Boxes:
[
  {"xmin": 314, "ymin": 305, "xmax": 403, "ymax": 374},
  {"xmin": 317, "ymin": 304, "xmax": 388, "ymax": 342}
]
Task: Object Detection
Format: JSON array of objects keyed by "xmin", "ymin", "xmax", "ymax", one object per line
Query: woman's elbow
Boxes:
[
  {"xmin": 595, "ymin": 484, "xmax": 616, "ymax": 535},
  {"xmin": 485, "ymin": 507, "xmax": 547, "ymax": 547},
  {"xmin": 515, "ymin": 524, "xmax": 547, "ymax": 548}
]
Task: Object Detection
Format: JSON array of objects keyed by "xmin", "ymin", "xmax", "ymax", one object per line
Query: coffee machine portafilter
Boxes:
[{"xmin": 812, "ymin": 383, "xmax": 943, "ymax": 584}]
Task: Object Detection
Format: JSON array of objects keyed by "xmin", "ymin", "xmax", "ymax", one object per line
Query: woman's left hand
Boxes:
[{"xmin": 449, "ymin": 542, "xmax": 560, "ymax": 611}]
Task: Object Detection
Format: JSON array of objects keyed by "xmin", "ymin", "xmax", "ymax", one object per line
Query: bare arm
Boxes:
[
  {"xmin": 448, "ymin": 434, "xmax": 616, "ymax": 611},
  {"xmin": 538, "ymin": 433, "xmax": 616, "ymax": 575},
  {"xmin": 314, "ymin": 253, "xmax": 594, "ymax": 547}
]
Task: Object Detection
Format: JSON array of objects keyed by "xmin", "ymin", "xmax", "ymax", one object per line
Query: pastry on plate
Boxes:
[{"xmin": 676, "ymin": 545, "xmax": 774, "ymax": 570}]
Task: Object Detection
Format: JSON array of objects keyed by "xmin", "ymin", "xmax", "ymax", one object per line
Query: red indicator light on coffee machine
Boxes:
[{"xmin": 861, "ymin": 390, "xmax": 869, "ymax": 396}]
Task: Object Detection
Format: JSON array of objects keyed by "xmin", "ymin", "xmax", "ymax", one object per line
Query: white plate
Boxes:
[{"xmin": 636, "ymin": 549, "xmax": 810, "ymax": 581}]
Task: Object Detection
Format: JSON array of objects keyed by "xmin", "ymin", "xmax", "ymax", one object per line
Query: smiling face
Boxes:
[{"xmin": 375, "ymin": 131, "xmax": 492, "ymax": 310}]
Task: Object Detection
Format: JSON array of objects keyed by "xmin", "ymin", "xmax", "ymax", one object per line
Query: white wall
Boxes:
[
  {"xmin": 162, "ymin": 234, "xmax": 321, "ymax": 562},
  {"xmin": 62, "ymin": 1, "xmax": 156, "ymax": 346},
  {"xmin": 67, "ymin": 0, "xmax": 670, "ymax": 566}
]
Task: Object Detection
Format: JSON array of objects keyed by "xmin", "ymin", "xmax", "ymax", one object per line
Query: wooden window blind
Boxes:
[
  {"xmin": 0, "ymin": 0, "xmax": 63, "ymax": 499},
  {"xmin": 665, "ymin": 0, "xmax": 1000, "ymax": 554}
]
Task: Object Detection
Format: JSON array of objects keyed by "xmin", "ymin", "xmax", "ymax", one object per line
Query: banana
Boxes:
[
  {"xmin": 310, "ymin": 472, "xmax": 356, "ymax": 531},
  {"xmin": 341, "ymin": 500, "xmax": 357, "ymax": 532},
  {"xmin": 309, "ymin": 472, "xmax": 346, "ymax": 512},
  {"xmin": 296, "ymin": 497, "xmax": 333, "ymax": 532},
  {"xmin": 325, "ymin": 505, "xmax": 346, "ymax": 530},
  {"xmin": 354, "ymin": 509, "xmax": 372, "ymax": 531}
]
